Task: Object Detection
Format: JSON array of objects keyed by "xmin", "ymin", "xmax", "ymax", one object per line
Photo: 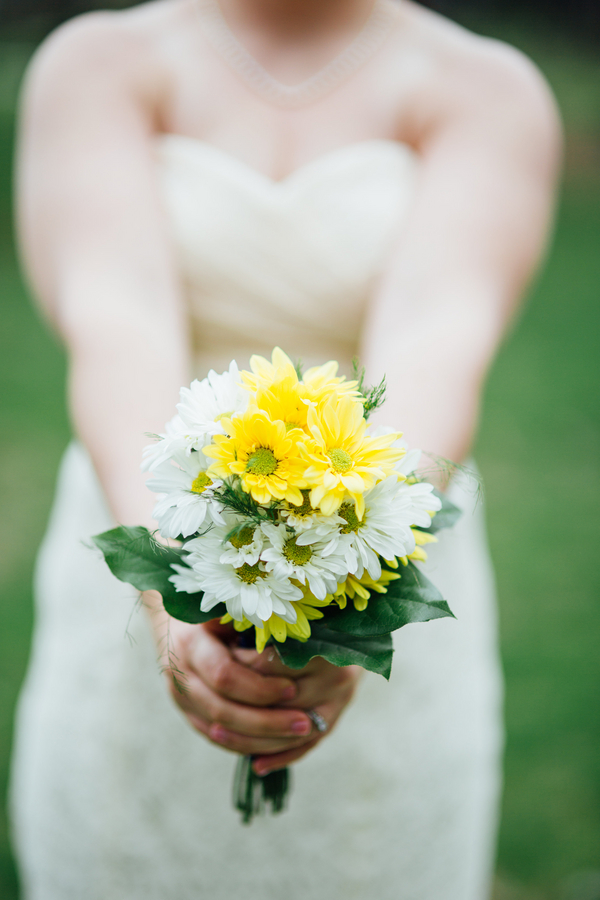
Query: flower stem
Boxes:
[{"xmin": 233, "ymin": 755, "xmax": 291, "ymax": 824}]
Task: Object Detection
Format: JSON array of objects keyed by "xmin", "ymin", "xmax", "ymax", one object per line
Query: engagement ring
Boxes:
[{"xmin": 307, "ymin": 710, "xmax": 328, "ymax": 733}]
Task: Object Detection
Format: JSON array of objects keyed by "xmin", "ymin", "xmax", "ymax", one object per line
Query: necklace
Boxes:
[{"xmin": 196, "ymin": 0, "xmax": 396, "ymax": 108}]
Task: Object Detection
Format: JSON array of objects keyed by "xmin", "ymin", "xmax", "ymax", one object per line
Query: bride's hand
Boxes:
[
  {"xmin": 144, "ymin": 592, "xmax": 362, "ymax": 769},
  {"xmin": 152, "ymin": 611, "xmax": 321, "ymax": 759},
  {"xmin": 231, "ymin": 644, "xmax": 363, "ymax": 776}
]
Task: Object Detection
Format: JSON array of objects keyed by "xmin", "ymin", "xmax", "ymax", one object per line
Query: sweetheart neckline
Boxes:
[{"xmin": 155, "ymin": 133, "xmax": 416, "ymax": 186}]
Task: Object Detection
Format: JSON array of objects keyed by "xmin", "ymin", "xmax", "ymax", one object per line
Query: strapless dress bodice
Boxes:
[{"xmin": 155, "ymin": 135, "xmax": 417, "ymax": 376}]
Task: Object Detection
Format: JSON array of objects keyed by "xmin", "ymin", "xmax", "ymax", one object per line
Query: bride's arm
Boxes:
[
  {"xmin": 17, "ymin": 15, "xmax": 187, "ymax": 527},
  {"xmin": 253, "ymin": 46, "xmax": 563, "ymax": 786},
  {"xmin": 362, "ymin": 44, "xmax": 562, "ymax": 464},
  {"xmin": 16, "ymin": 15, "xmax": 323, "ymax": 755}
]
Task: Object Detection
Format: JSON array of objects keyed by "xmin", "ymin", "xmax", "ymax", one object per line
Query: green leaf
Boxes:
[
  {"xmin": 162, "ymin": 592, "xmax": 226, "ymax": 625},
  {"xmin": 422, "ymin": 489, "xmax": 462, "ymax": 533},
  {"xmin": 326, "ymin": 562, "xmax": 455, "ymax": 636},
  {"xmin": 91, "ymin": 525, "xmax": 225, "ymax": 625},
  {"xmin": 92, "ymin": 525, "xmax": 181, "ymax": 593},
  {"xmin": 274, "ymin": 624, "xmax": 393, "ymax": 679}
]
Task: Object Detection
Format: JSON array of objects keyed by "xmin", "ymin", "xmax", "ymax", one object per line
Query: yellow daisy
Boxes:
[
  {"xmin": 398, "ymin": 528, "xmax": 438, "ymax": 565},
  {"xmin": 204, "ymin": 410, "xmax": 307, "ymax": 505},
  {"xmin": 241, "ymin": 347, "xmax": 360, "ymax": 407},
  {"xmin": 300, "ymin": 395, "xmax": 404, "ymax": 517},
  {"xmin": 240, "ymin": 347, "xmax": 298, "ymax": 392},
  {"xmin": 254, "ymin": 375, "xmax": 312, "ymax": 432},
  {"xmin": 332, "ymin": 569, "xmax": 401, "ymax": 612},
  {"xmin": 302, "ymin": 361, "xmax": 361, "ymax": 405},
  {"xmin": 221, "ymin": 588, "xmax": 330, "ymax": 653}
]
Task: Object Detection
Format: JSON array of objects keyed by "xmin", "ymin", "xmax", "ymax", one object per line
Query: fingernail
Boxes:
[
  {"xmin": 254, "ymin": 763, "xmax": 270, "ymax": 777},
  {"xmin": 291, "ymin": 718, "xmax": 311, "ymax": 735},
  {"xmin": 210, "ymin": 725, "xmax": 228, "ymax": 743},
  {"xmin": 282, "ymin": 684, "xmax": 296, "ymax": 701}
]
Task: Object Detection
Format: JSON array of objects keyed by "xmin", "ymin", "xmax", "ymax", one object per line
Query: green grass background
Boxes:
[{"xmin": 0, "ymin": 17, "xmax": 599, "ymax": 900}]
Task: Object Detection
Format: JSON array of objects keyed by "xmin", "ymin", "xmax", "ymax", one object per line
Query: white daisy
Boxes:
[
  {"xmin": 142, "ymin": 363, "xmax": 250, "ymax": 473},
  {"xmin": 365, "ymin": 428, "xmax": 441, "ymax": 522},
  {"xmin": 173, "ymin": 530, "xmax": 303, "ymax": 626},
  {"xmin": 219, "ymin": 520, "xmax": 267, "ymax": 568},
  {"xmin": 141, "ymin": 414, "xmax": 194, "ymax": 473},
  {"xmin": 306, "ymin": 475, "xmax": 423, "ymax": 580},
  {"xmin": 395, "ymin": 444, "xmax": 422, "ymax": 478},
  {"xmin": 260, "ymin": 523, "xmax": 348, "ymax": 601},
  {"xmin": 399, "ymin": 480, "xmax": 442, "ymax": 528},
  {"xmin": 169, "ymin": 563, "xmax": 204, "ymax": 594},
  {"xmin": 176, "ymin": 361, "xmax": 250, "ymax": 439},
  {"xmin": 146, "ymin": 449, "xmax": 224, "ymax": 539}
]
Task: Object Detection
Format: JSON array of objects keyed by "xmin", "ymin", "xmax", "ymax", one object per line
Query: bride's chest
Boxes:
[{"xmin": 156, "ymin": 134, "xmax": 417, "ymax": 300}]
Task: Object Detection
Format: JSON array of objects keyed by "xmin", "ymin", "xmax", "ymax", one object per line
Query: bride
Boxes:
[{"xmin": 10, "ymin": 0, "xmax": 560, "ymax": 897}]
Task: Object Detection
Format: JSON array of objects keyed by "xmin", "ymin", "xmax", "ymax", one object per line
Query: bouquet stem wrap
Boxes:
[{"xmin": 234, "ymin": 756, "xmax": 290, "ymax": 824}]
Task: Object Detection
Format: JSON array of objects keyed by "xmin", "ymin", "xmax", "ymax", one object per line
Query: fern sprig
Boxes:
[
  {"xmin": 216, "ymin": 479, "xmax": 279, "ymax": 524},
  {"xmin": 351, "ymin": 357, "xmax": 387, "ymax": 419},
  {"xmin": 419, "ymin": 453, "xmax": 483, "ymax": 502}
]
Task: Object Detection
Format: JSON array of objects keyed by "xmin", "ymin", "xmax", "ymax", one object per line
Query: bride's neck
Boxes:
[{"xmin": 217, "ymin": 0, "xmax": 380, "ymax": 40}]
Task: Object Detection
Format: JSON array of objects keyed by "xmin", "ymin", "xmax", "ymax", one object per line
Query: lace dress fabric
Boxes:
[{"xmin": 9, "ymin": 136, "xmax": 503, "ymax": 900}]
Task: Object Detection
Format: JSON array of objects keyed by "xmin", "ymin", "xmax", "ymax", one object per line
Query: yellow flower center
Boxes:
[
  {"xmin": 236, "ymin": 562, "xmax": 266, "ymax": 584},
  {"xmin": 283, "ymin": 536, "xmax": 313, "ymax": 566},
  {"xmin": 338, "ymin": 502, "xmax": 362, "ymax": 534},
  {"xmin": 328, "ymin": 448, "xmax": 353, "ymax": 473},
  {"xmin": 246, "ymin": 447, "xmax": 278, "ymax": 476},
  {"xmin": 191, "ymin": 472, "xmax": 213, "ymax": 494},
  {"xmin": 229, "ymin": 526, "xmax": 255, "ymax": 549}
]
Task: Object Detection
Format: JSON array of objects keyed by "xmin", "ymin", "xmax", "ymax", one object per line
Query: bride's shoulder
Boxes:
[
  {"xmin": 19, "ymin": 1, "xmax": 181, "ymax": 113},
  {"xmin": 394, "ymin": 1, "xmax": 561, "ymax": 139}
]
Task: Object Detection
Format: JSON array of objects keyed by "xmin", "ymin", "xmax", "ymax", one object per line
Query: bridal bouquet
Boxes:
[{"xmin": 93, "ymin": 348, "xmax": 459, "ymax": 822}]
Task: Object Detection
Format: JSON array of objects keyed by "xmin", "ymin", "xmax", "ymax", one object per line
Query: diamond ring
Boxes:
[{"xmin": 307, "ymin": 709, "xmax": 328, "ymax": 733}]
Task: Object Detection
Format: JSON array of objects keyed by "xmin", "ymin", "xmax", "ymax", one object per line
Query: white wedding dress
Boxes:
[{"xmin": 10, "ymin": 135, "xmax": 503, "ymax": 900}]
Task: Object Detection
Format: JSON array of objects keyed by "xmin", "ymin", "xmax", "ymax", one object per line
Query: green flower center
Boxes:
[
  {"xmin": 283, "ymin": 536, "xmax": 313, "ymax": 566},
  {"xmin": 328, "ymin": 448, "xmax": 353, "ymax": 473},
  {"xmin": 338, "ymin": 502, "xmax": 363, "ymax": 534},
  {"xmin": 236, "ymin": 562, "xmax": 266, "ymax": 584},
  {"xmin": 229, "ymin": 526, "xmax": 255, "ymax": 549},
  {"xmin": 246, "ymin": 447, "xmax": 278, "ymax": 476},
  {"xmin": 191, "ymin": 472, "xmax": 213, "ymax": 494},
  {"xmin": 290, "ymin": 489, "xmax": 313, "ymax": 517}
]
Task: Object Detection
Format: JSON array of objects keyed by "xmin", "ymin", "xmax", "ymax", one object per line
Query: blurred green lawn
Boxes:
[{"xmin": 0, "ymin": 19, "xmax": 599, "ymax": 900}]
